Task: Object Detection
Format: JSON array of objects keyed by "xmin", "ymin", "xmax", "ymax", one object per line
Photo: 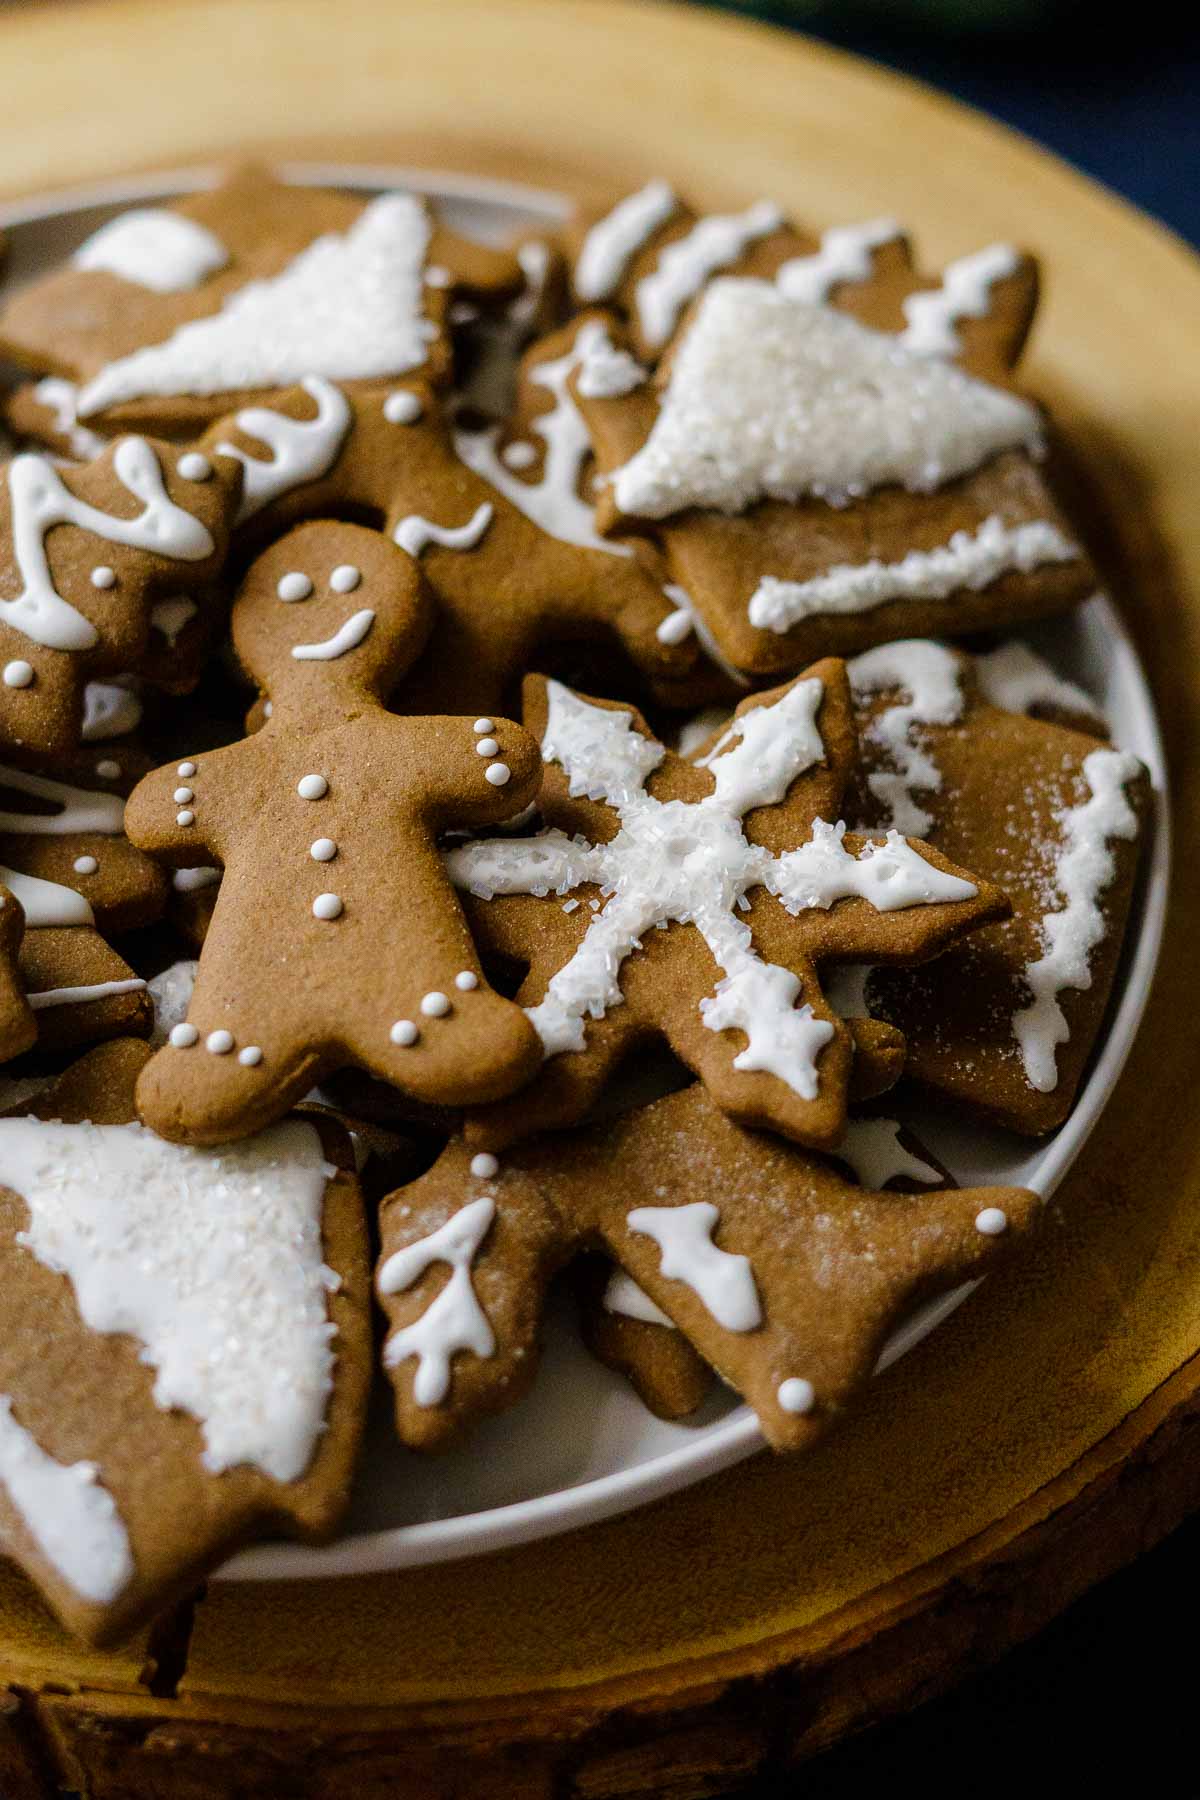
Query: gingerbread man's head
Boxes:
[{"xmin": 232, "ymin": 521, "xmax": 435, "ymax": 712}]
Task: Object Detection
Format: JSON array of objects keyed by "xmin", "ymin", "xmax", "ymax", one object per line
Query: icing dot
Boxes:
[
  {"xmin": 178, "ymin": 452, "xmax": 212, "ymax": 481},
  {"xmin": 384, "ymin": 390, "xmax": 422, "ymax": 424},
  {"xmin": 473, "ymin": 718, "xmax": 494, "ymax": 734},
  {"xmin": 330, "ymin": 564, "xmax": 361, "ymax": 594},
  {"xmin": 455, "ymin": 971, "xmax": 478, "ymax": 991},
  {"xmin": 3, "ymin": 660, "xmax": 34, "ymax": 688},
  {"xmin": 310, "ymin": 838, "xmax": 337, "ymax": 862},
  {"xmin": 975, "ymin": 1206, "xmax": 1009, "ymax": 1236},
  {"xmin": 425, "ymin": 264, "xmax": 452, "ymax": 287},
  {"xmin": 169, "ymin": 1023, "xmax": 198, "ymax": 1048},
  {"xmin": 312, "ymin": 892, "xmax": 343, "ymax": 920},
  {"xmin": 174, "ymin": 786, "xmax": 194, "ymax": 803},
  {"xmin": 475, "ymin": 737, "xmax": 500, "ymax": 757},
  {"xmin": 238, "ymin": 1045, "xmax": 263, "ymax": 1067},
  {"xmin": 470, "ymin": 1153, "xmax": 499, "ymax": 1179},
  {"xmin": 390, "ymin": 1019, "xmax": 419, "ymax": 1046},
  {"xmin": 176, "ymin": 809, "xmax": 195, "ymax": 827},
  {"xmin": 178, "ymin": 761, "xmax": 197, "ymax": 777},
  {"xmin": 420, "ymin": 991, "xmax": 451, "ymax": 1017},
  {"xmin": 72, "ymin": 855, "xmax": 98, "ymax": 875},
  {"xmin": 277, "ymin": 572, "xmax": 313, "ymax": 602},
  {"xmin": 297, "ymin": 774, "xmax": 328, "ymax": 800},
  {"xmin": 96, "ymin": 759, "xmax": 121, "ymax": 779},
  {"xmin": 485, "ymin": 763, "xmax": 512, "ymax": 786},
  {"xmin": 206, "ymin": 1029, "xmax": 234, "ymax": 1055},
  {"xmin": 777, "ymin": 1378, "xmax": 816, "ymax": 1416},
  {"xmin": 91, "ymin": 566, "xmax": 117, "ymax": 589}
]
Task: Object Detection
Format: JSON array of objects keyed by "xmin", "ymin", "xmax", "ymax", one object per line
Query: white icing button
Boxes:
[
  {"xmin": 3, "ymin": 660, "xmax": 34, "ymax": 688},
  {"xmin": 277, "ymin": 572, "xmax": 313, "ymax": 602},
  {"xmin": 310, "ymin": 838, "xmax": 337, "ymax": 862},
  {"xmin": 312, "ymin": 892, "xmax": 343, "ymax": 920},
  {"xmin": 475, "ymin": 737, "xmax": 500, "ymax": 757},
  {"xmin": 485, "ymin": 763, "xmax": 512, "ymax": 786},
  {"xmin": 177, "ymin": 452, "xmax": 212, "ymax": 481},
  {"xmin": 238, "ymin": 1046, "xmax": 263, "ymax": 1067},
  {"xmin": 297, "ymin": 774, "xmax": 328, "ymax": 799},
  {"xmin": 975, "ymin": 1206, "xmax": 1009, "ymax": 1236},
  {"xmin": 96, "ymin": 759, "xmax": 121, "ymax": 779},
  {"xmin": 420, "ymin": 991, "xmax": 451, "ymax": 1017},
  {"xmin": 73, "ymin": 855, "xmax": 98, "ymax": 875},
  {"xmin": 470, "ymin": 1153, "xmax": 499, "ymax": 1179},
  {"xmin": 454, "ymin": 970, "xmax": 479, "ymax": 991},
  {"xmin": 176, "ymin": 809, "xmax": 195, "ymax": 826},
  {"xmin": 390, "ymin": 1019, "xmax": 419, "ymax": 1046},
  {"xmin": 473, "ymin": 718, "xmax": 494, "ymax": 734},
  {"xmin": 174, "ymin": 786, "xmax": 194, "ymax": 803},
  {"xmin": 169, "ymin": 1022, "xmax": 199, "ymax": 1048},
  {"xmin": 91, "ymin": 566, "xmax": 117, "ymax": 589},
  {"xmin": 777, "ymin": 1378, "xmax": 816, "ymax": 1416},
  {"xmin": 178, "ymin": 761, "xmax": 197, "ymax": 777},
  {"xmin": 329, "ymin": 564, "xmax": 361, "ymax": 593},
  {"xmin": 384, "ymin": 390, "xmax": 422, "ymax": 424},
  {"xmin": 206, "ymin": 1029, "xmax": 234, "ymax": 1055}
]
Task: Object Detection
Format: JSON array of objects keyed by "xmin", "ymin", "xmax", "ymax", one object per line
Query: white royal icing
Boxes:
[
  {"xmin": 1013, "ymin": 747, "xmax": 1142, "ymax": 1092},
  {"xmin": 0, "ymin": 763, "xmax": 124, "ymax": 838},
  {"xmin": 81, "ymin": 680, "xmax": 142, "ymax": 741},
  {"xmin": 899, "ymin": 244, "xmax": 1021, "ymax": 358},
  {"xmin": 835, "ymin": 1117, "xmax": 942, "ymax": 1188},
  {"xmin": 1, "ymin": 440, "xmax": 216, "ymax": 651},
  {"xmin": 0, "ymin": 865, "xmax": 93, "ymax": 928},
  {"xmin": 635, "ymin": 201, "xmax": 783, "ymax": 351},
  {"xmin": 975, "ymin": 637, "xmax": 1106, "ymax": 729},
  {"xmin": 0, "ymin": 1396, "xmax": 133, "ymax": 1603},
  {"xmin": 575, "ymin": 328, "xmax": 648, "ymax": 399},
  {"xmin": 150, "ymin": 596, "xmax": 197, "ymax": 647},
  {"xmin": 574, "ymin": 180, "xmax": 679, "ymax": 302},
  {"xmin": 847, "ymin": 639, "xmax": 965, "ymax": 836},
  {"xmin": 26, "ymin": 978, "xmax": 145, "ymax": 1012},
  {"xmin": 73, "ymin": 208, "xmax": 228, "ymax": 293},
  {"xmin": 602, "ymin": 1268, "xmax": 675, "ymax": 1328},
  {"xmin": 379, "ymin": 1196, "xmax": 496, "ymax": 1405},
  {"xmin": 626, "ymin": 1201, "xmax": 761, "ymax": 1332},
  {"xmin": 748, "ymin": 517, "xmax": 1078, "ymax": 636},
  {"xmin": 393, "ymin": 502, "xmax": 493, "ymax": 558},
  {"xmin": 147, "ymin": 959, "xmax": 198, "ymax": 1047},
  {"xmin": 447, "ymin": 679, "xmax": 975, "ymax": 1098},
  {"xmin": 30, "ymin": 378, "xmax": 106, "ymax": 460},
  {"xmin": 77, "ymin": 194, "xmax": 436, "ymax": 416},
  {"xmin": 612, "ymin": 279, "xmax": 1043, "ymax": 521},
  {"xmin": 775, "ymin": 218, "xmax": 903, "ymax": 303},
  {"xmin": 291, "ymin": 608, "xmax": 375, "ymax": 662},
  {"xmin": 2, "ymin": 1117, "xmax": 339, "ymax": 1483},
  {"xmin": 172, "ymin": 865, "xmax": 220, "ymax": 893},
  {"xmin": 454, "ymin": 320, "xmax": 633, "ymax": 558},
  {"xmin": 216, "ymin": 375, "xmax": 352, "ymax": 523}
]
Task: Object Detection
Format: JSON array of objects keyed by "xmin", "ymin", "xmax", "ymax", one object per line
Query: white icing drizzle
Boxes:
[
  {"xmin": 0, "ymin": 1396, "xmax": 133, "ymax": 1604},
  {"xmin": 1, "ymin": 440, "xmax": 216, "ymax": 651},
  {"xmin": 575, "ymin": 328, "xmax": 648, "ymax": 399},
  {"xmin": 0, "ymin": 763, "xmax": 124, "ymax": 837},
  {"xmin": 3, "ymin": 1117, "xmax": 339, "ymax": 1482},
  {"xmin": 447, "ymin": 679, "xmax": 975, "ymax": 1098},
  {"xmin": 835, "ymin": 1117, "xmax": 942, "ymax": 1188},
  {"xmin": 899, "ymin": 243, "xmax": 1021, "ymax": 358},
  {"xmin": 215, "ymin": 375, "xmax": 352, "ymax": 523},
  {"xmin": 602, "ymin": 1268, "xmax": 676, "ymax": 1328},
  {"xmin": 30, "ymin": 378, "xmax": 106, "ymax": 460},
  {"xmin": 379, "ymin": 1196, "xmax": 496, "ymax": 1405},
  {"xmin": 626, "ymin": 1201, "xmax": 761, "ymax": 1331},
  {"xmin": 574, "ymin": 180, "xmax": 679, "ymax": 302},
  {"xmin": 77, "ymin": 194, "xmax": 436, "ymax": 416},
  {"xmin": 1013, "ymin": 747, "xmax": 1142, "ymax": 1092},
  {"xmin": 847, "ymin": 639, "xmax": 965, "ymax": 836},
  {"xmin": 635, "ymin": 201, "xmax": 783, "ymax": 351},
  {"xmin": 748, "ymin": 517, "xmax": 1079, "ymax": 635},
  {"xmin": 27, "ymin": 978, "xmax": 146, "ymax": 1012},
  {"xmin": 453, "ymin": 320, "xmax": 632, "ymax": 557},
  {"xmin": 613, "ymin": 280, "xmax": 1043, "ymax": 521},
  {"xmin": 0, "ymin": 864, "xmax": 93, "ymax": 928},
  {"xmin": 291, "ymin": 608, "xmax": 375, "ymax": 662},
  {"xmin": 975, "ymin": 637, "xmax": 1106, "ymax": 728},
  {"xmin": 81, "ymin": 681, "xmax": 142, "ymax": 741},
  {"xmin": 775, "ymin": 218, "xmax": 903, "ymax": 302},
  {"xmin": 150, "ymin": 596, "xmax": 197, "ymax": 647},
  {"xmin": 172, "ymin": 865, "xmax": 220, "ymax": 893},
  {"xmin": 655, "ymin": 606, "xmax": 694, "ymax": 646},
  {"xmin": 147, "ymin": 959, "xmax": 198, "ymax": 1047},
  {"xmin": 73, "ymin": 208, "xmax": 228, "ymax": 293},
  {"xmin": 510, "ymin": 240, "xmax": 552, "ymax": 333},
  {"xmin": 393, "ymin": 502, "xmax": 494, "ymax": 558}
]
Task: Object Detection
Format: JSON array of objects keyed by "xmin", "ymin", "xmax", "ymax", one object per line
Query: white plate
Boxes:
[{"xmin": 0, "ymin": 167, "xmax": 1171, "ymax": 1584}]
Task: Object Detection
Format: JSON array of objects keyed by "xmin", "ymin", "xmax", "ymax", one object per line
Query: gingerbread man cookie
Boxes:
[
  {"xmin": 0, "ymin": 884, "xmax": 35, "ymax": 1064},
  {"xmin": 125, "ymin": 521, "xmax": 545, "ymax": 1145},
  {"xmin": 448, "ymin": 666, "xmax": 1007, "ymax": 1151}
]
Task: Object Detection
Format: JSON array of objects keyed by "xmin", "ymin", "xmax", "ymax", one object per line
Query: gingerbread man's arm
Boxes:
[
  {"xmin": 123, "ymin": 741, "xmax": 245, "ymax": 869},
  {"xmin": 397, "ymin": 714, "xmax": 542, "ymax": 834}
]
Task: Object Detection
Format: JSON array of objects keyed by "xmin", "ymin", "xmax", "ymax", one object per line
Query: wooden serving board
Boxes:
[{"xmin": 1, "ymin": 1, "xmax": 1197, "ymax": 1793}]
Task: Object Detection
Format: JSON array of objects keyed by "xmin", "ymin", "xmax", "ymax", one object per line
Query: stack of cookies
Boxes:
[{"xmin": 0, "ymin": 166, "xmax": 1151, "ymax": 1645}]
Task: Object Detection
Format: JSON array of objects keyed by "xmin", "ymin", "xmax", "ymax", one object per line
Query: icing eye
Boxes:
[
  {"xmin": 2, "ymin": 660, "xmax": 34, "ymax": 688},
  {"xmin": 329, "ymin": 564, "xmax": 361, "ymax": 594},
  {"xmin": 277, "ymin": 572, "xmax": 313, "ymax": 602},
  {"xmin": 470, "ymin": 1152, "xmax": 499, "ymax": 1179}
]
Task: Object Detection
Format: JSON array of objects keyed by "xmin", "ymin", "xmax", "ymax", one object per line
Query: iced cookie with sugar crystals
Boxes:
[
  {"xmin": 447, "ymin": 664, "xmax": 1007, "ymax": 1152},
  {"xmin": 376, "ymin": 1083, "xmax": 1038, "ymax": 1453},
  {"xmin": 125, "ymin": 521, "xmax": 544, "ymax": 1146},
  {"xmin": 0, "ymin": 1038, "xmax": 371, "ymax": 1646},
  {"xmin": 840, "ymin": 637, "xmax": 1151, "ymax": 1134}
]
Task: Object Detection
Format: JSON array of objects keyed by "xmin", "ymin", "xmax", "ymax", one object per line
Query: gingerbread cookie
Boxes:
[
  {"xmin": 0, "ymin": 884, "xmax": 35, "ymax": 1064},
  {"xmin": 376, "ymin": 1082, "xmax": 1038, "ymax": 1452},
  {"xmin": 0, "ymin": 432, "xmax": 241, "ymax": 755},
  {"xmin": 0, "ymin": 1038, "xmax": 371, "ymax": 1645},
  {"xmin": 840, "ymin": 638, "xmax": 1150, "ymax": 1133},
  {"xmin": 125, "ymin": 521, "xmax": 545, "ymax": 1145},
  {"xmin": 448, "ymin": 666, "xmax": 1007, "ymax": 1151}
]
